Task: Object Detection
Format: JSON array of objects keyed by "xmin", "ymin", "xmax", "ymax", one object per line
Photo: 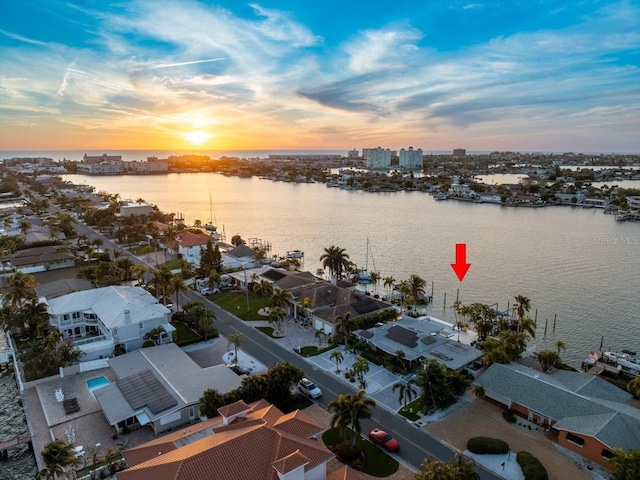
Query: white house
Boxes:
[{"xmin": 46, "ymin": 286, "xmax": 173, "ymax": 361}]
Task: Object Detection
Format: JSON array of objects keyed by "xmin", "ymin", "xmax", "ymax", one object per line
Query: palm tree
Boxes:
[
  {"xmin": 626, "ymin": 376, "xmax": 640, "ymax": 399},
  {"xmin": 252, "ymin": 279, "xmax": 273, "ymax": 306},
  {"xmin": 319, "ymin": 245, "xmax": 350, "ymax": 280},
  {"xmin": 169, "ymin": 275, "xmax": 189, "ymax": 312},
  {"xmin": 152, "ymin": 266, "xmax": 173, "ymax": 304},
  {"xmin": 383, "ymin": 276, "xmax": 395, "ymax": 297},
  {"xmin": 519, "ymin": 316, "xmax": 537, "ymax": 339},
  {"xmin": 148, "ymin": 326, "xmax": 167, "ymax": 345},
  {"xmin": 335, "ymin": 312, "xmax": 355, "ymax": 351},
  {"xmin": 208, "ymin": 269, "xmax": 221, "ymax": 290},
  {"xmin": 407, "ymin": 273, "xmax": 427, "ymax": 305},
  {"xmin": 369, "ymin": 271, "xmax": 381, "ymax": 294},
  {"xmin": 393, "ymin": 380, "xmax": 418, "ymax": 408},
  {"xmin": 5, "ymin": 271, "xmax": 36, "ymax": 310},
  {"xmin": 300, "ymin": 297, "xmax": 313, "ymax": 325},
  {"xmin": 473, "ymin": 384, "xmax": 486, "ymax": 398},
  {"xmin": 513, "ymin": 294, "xmax": 531, "ymax": 321},
  {"xmin": 414, "ymin": 454, "xmax": 480, "ymax": 480},
  {"xmin": 198, "ymin": 308, "xmax": 216, "ymax": 342},
  {"xmin": 554, "ymin": 340, "xmax": 567, "ymax": 357},
  {"xmin": 269, "ymin": 287, "xmax": 291, "ymax": 310},
  {"xmin": 227, "ymin": 332, "xmax": 245, "ymax": 362},
  {"xmin": 328, "ymin": 390, "xmax": 376, "ymax": 447},
  {"xmin": 40, "ymin": 440, "xmax": 80, "ymax": 480},
  {"xmin": 268, "ymin": 306, "xmax": 286, "ymax": 336},
  {"xmin": 330, "ymin": 350, "xmax": 344, "ymax": 373},
  {"xmin": 131, "ymin": 263, "xmax": 149, "ymax": 286},
  {"xmin": 315, "ymin": 328, "xmax": 326, "ymax": 346},
  {"xmin": 352, "ymin": 357, "xmax": 370, "ymax": 389}
]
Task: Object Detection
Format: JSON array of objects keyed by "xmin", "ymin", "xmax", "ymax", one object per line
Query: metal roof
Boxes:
[{"xmin": 119, "ymin": 370, "xmax": 177, "ymax": 414}]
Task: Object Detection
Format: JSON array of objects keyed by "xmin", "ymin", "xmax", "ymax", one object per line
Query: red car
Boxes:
[{"xmin": 368, "ymin": 428, "xmax": 400, "ymax": 452}]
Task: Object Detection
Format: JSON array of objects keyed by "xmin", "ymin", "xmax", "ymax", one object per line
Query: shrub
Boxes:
[
  {"xmin": 334, "ymin": 442, "xmax": 362, "ymax": 462},
  {"xmin": 467, "ymin": 437, "xmax": 509, "ymax": 455},
  {"xmin": 503, "ymin": 409, "xmax": 517, "ymax": 423},
  {"xmin": 517, "ymin": 451, "xmax": 548, "ymax": 480},
  {"xmin": 142, "ymin": 340, "xmax": 155, "ymax": 348}
]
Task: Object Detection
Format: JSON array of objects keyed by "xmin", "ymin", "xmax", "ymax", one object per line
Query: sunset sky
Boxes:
[{"xmin": 1, "ymin": 0, "xmax": 639, "ymax": 153}]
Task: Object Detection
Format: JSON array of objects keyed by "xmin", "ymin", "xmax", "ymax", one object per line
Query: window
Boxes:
[
  {"xmin": 189, "ymin": 407, "xmax": 195, "ymax": 419},
  {"xmin": 566, "ymin": 432, "xmax": 584, "ymax": 447},
  {"xmin": 139, "ymin": 322, "xmax": 144, "ymax": 330},
  {"xmin": 63, "ymin": 314, "xmax": 70, "ymax": 321},
  {"xmin": 602, "ymin": 449, "xmax": 613, "ymax": 459},
  {"xmin": 72, "ymin": 312, "xmax": 81, "ymax": 319}
]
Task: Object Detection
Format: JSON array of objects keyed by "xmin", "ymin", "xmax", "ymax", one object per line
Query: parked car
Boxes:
[
  {"xmin": 200, "ymin": 287, "xmax": 219, "ymax": 295},
  {"xmin": 226, "ymin": 363, "xmax": 251, "ymax": 375},
  {"xmin": 368, "ymin": 428, "xmax": 400, "ymax": 452},
  {"xmin": 297, "ymin": 378, "xmax": 322, "ymax": 398}
]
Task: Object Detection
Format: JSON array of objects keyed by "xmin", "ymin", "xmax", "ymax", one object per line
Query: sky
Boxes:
[{"xmin": 0, "ymin": 0, "xmax": 639, "ymax": 153}]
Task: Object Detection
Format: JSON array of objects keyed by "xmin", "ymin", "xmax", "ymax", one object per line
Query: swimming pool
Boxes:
[{"xmin": 86, "ymin": 376, "xmax": 110, "ymax": 392}]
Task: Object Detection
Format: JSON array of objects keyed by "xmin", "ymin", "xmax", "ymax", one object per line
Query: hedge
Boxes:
[
  {"xmin": 517, "ymin": 451, "xmax": 548, "ymax": 480},
  {"xmin": 467, "ymin": 437, "xmax": 509, "ymax": 455}
]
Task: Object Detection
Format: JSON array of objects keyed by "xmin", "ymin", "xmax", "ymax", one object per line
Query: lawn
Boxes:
[
  {"xmin": 298, "ymin": 344, "xmax": 335, "ymax": 357},
  {"xmin": 322, "ymin": 427, "xmax": 399, "ymax": 477},
  {"xmin": 170, "ymin": 321, "xmax": 202, "ymax": 346},
  {"xmin": 256, "ymin": 326, "xmax": 276, "ymax": 338},
  {"xmin": 211, "ymin": 292, "xmax": 265, "ymax": 321},
  {"xmin": 398, "ymin": 397, "xmax": 426, "ymax": 421}
]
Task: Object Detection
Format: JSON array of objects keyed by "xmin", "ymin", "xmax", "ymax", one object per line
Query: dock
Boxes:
[{"xmin": 0, "ymin": 434, "xmax": 31, "ymax": 451}]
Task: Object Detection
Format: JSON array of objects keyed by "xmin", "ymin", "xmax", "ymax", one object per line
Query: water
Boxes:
[
  {"xmin": 0, "ymin": 372, "xmax": 37, "ymax": 479},
  {"xmin": 60, "ymin": 173, "xmax": 640, "ymax": 366}
]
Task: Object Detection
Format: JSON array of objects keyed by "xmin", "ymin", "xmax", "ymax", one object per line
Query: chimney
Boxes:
[{"xmin": 124, "ymin": 309, "xmax": 131, "ymax": 323}]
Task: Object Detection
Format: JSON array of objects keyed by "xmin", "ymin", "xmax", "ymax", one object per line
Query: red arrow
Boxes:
[{"xmin": 451, "ymin": 243, "xmax": 471, "ymax": 282}]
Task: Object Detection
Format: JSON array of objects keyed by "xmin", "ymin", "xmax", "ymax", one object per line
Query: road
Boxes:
[{"xmin": 72, "ymin": 217, "xmax": 505, "ymax": 480}]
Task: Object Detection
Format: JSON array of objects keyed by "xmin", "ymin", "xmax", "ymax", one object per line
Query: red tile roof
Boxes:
[
  {"xmin": 118, "ymin": 400, "xmax": 333, "ymax": 480},
  {"xmin": 326, "ymin": 466, "xmax": 366, "ymax": 480}
]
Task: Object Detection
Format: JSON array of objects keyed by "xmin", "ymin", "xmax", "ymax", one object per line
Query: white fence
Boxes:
[{"xmin": 79, "ymin": 358, "xmax": 110, "ymax": 372}]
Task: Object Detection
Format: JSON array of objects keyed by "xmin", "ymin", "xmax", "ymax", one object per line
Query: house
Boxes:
[
  {"xmin": 11, "ymin": 244, "xmax": 77, "ymax": 273},
  {"xmin": 94, "ymin": 343, "xmax": 243, "ymax": 435},
  {"xmin": 119, "ymin": 201, "xmax": 153, "ymax": 217},
  {"xmin": 165, "ymin": 230, "xmax": 214, "ymax": 265},
  {"xmin": 117, "ymin": 398, "xmax": 335, "ymax": 480},
  {"xmin": 354, "ymin": 317, "xmax": 483, "ymax": 374},
  {"xmin": 475, "ymin": 363, "xmax": 640, "ymax": 469},
  {"xmin": 45, "ymin": 286, "xmax": 173, "ymax": 360},
  {"xmin": 35, "ymin": 278, "xmax": 93, "ymax": 299},
  {"xmin": 224, "ymin": 267, "xmax": 317, "ymax": 292},
  {"xmin": 287, "ymin": 280, "xmax": 391, "ymax": 335},
  {"xmin": 222, "ymin": 243, "xmax": 262, "ymax": 269}
]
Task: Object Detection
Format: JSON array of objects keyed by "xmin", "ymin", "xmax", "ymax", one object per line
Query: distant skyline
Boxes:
[{"xmin": 1, "ymin": 1, "xmax": 639, "ymax": 153}]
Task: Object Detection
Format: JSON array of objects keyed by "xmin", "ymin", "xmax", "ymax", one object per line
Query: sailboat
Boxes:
[
  {"xmin": 355, "ymin": 238, "xmax": 376, "ymax": 284},
  {"xmin": 204, "ymin": 194, "xmax": 224, "ymax": 241}
]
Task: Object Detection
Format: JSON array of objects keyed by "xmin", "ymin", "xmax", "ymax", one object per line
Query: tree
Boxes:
[
  {"xmin": 473, "ymin": 385, "xmax": 486, "ymax": 398},
  {"xmin": 320, "ymin": 245, "xmax": 351, "ymax": 280},
  {"xmin": 352, "ymin": 357, "xmax": 370, "ymax": 389},
  {"xmin": 265, "ymin": 362, "xmax": 304, "ymax": 407},
  {"xmin": 208, "ymin": 269, "xmax": 221, "ymax": 290},
  {"xmin": 268, "ymin": 306, "xmax": 287, "ymax": 337},
  {"xmin": 335, "ymin": 312, "xmax": 355, "ymax": 351},
  {"xmin": 252, "ymin": 279, "xmax": 274, "ymax": 306},
  {"xmin": 131, "ymin": 263, "xmax": 149, "ymax": 285},
  {"xmin": 40, "ymin": 440, "xmax": 80, "ymax": 480},
  {"xmin": 330, "ymin": 350, "xmax": 344, "ymax": 373},
  {"xmin": 152, "ymin": 266, "xmax": 173, "ymax": 304},
  {"xmin": 5, "ymin": 271, "xmax": 36, "ymax": 309},
  {"xmin": 315, "ymin": 328, "xmax": 326, "ymax": 346},
  {"xmin": 383, "ymin": 276, "xmax": 396, "ymax": 297},
  {"xmin": 609, "ymin": 448, "xmax": 640, "ymax": 480},
  {"xmin": 627, "ymin": 377, "xmax": 640, "ymax": 399},
  {"xmin": 413, "ymin": 454, "xmax": 480, "ymax": 480},
  {"xmin": 328, "ymin": 390, "xmax": 376, "ymax": 447},
  {"xmin": 554, "ymin": 340, "xmax": 567, "ymax": 357},
  {"xmin": 199, "ymin": 240, "xmax": 216, "ymax": 275},
  {"xmin": 227, "ymin": 333, "xmax": 245, "ymax": 362},
  {"xmin": 393, "ymin": 380, "xmax": 418, "ymax": 408},
  {"xmin": 407, "ymin": 273, "xmax": 427, "ymax": 305},
  {"xmin": 231, "ymin": 234, "xmax": 245, "ymax": 247},
  {"xmin": 414, "ymin": 360, "xmax": 470, "ymax": 413},
  {"xmin": 535, "ymin": 349, "xmax": 560, "ymax": 372},
  {"xmin": 369, "ymin": 271, "xmax": 381, "ymax": 293},
  {"xmin": 513, "ymin": 294, "xmax": 531, "ymax": 322},
  {"xmin": 169, "ymin": 275, "xmax": 189, "ymax": 312},
  {"xmin": 148, "ymin": 326, "xmax": 167, "ymax": 346},
  {"xmin": 269, "ymin": 287, "xmax": 291, "ymax": 310},
  {"xmin": 199, "ymin": 388, "xmax": 225, "ymax": 418},
  {"xmin": 481, "ymin": 338, "xmax": 509, "ymax": 366}
]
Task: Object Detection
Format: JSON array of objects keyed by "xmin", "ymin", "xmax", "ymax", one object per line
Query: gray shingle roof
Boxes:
[{"xmin": 477, "ymin": 363, "xmax": 640, "ymax": 451}]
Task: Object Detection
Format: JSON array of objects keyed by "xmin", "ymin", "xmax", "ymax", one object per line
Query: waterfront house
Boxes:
[
  {"xmin": 164, "ymin": 230, "xmax": 214, "ymax": 265},
  {"xmin": 475, "ymin": 363, "xmax": 640, "ymax": 469},
  {"xmin": 117, "ymin": 398, "xmax": 335, "ymax": 480},
  {"xmin": 287, "ymin": 280, "xmax": 391, "ymax": 335},
  {"xmin": 354, "ymin": 317, "xmax": 483, "ymax": 375},
  {"xmin": 45, "ymin": 286, "xmax": 173, "ymax": 360},
  {"xmin": 94, "ymin": 343, "xmax": 242, "ymax": 435}
]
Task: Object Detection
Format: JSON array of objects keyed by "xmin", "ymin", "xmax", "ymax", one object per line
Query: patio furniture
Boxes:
[
  {"xmin": 73, "ymin": 446, "xmax": 85, "ymax": 458},
  {"xmin": 63, "ymin": 397, "xmax": 80, "ymax": 414}
]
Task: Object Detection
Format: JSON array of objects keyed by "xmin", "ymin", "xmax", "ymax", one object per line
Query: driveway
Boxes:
[{"xmin": 424, "ymin": 393, "xmax": 594, "ymax": 480}]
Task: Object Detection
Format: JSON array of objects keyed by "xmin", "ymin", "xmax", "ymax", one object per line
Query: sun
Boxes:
[{"xmin": 183, "ymin": 130, "xmax": 211, "ymax": 146}]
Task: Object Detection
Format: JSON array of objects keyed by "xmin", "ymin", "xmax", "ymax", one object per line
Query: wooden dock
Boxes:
[{"xmin": 0, "ymin": 435, "xmax": 31, "ymax": 451}]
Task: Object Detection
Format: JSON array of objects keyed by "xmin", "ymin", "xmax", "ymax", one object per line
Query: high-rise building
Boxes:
[
  {"xmin": 453, "ymin": 148, "xmax": 466, "ymax": 157},
  {"xmin": 363, "ymin": 147, "xmax": 392, "ymax": 168},
  {"xmin": 399, "ymin": 146, "xmax": 423, "ymax": 168}
]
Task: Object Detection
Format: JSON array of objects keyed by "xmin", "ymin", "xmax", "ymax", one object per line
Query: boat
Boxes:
[
  {"xmin": 205, "ymin": 194, "xmax": 223, "ymax": 240},
  {"xmin": 434, "ymin": 192, "xmax": 448, "ymax": 201},
  {"xmin": 355, "ymin": 238, "xmax": 376, "ymax": 284},
  {"xmin": 603, "ymin": 350, "xmax": 640, "ymax": 376},
  {"xmin": 286, "ymin": 250, "xmax": 304, "ymax": 259}
]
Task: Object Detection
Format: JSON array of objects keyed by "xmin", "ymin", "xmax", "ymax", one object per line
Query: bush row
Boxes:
[
  {"xmin": 517, "ymin": 451, "xmax": 548, "ymax": 480},
  {"xmin": 467, "ymin": 436, "xmax": 510, "ymax": 455}
]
